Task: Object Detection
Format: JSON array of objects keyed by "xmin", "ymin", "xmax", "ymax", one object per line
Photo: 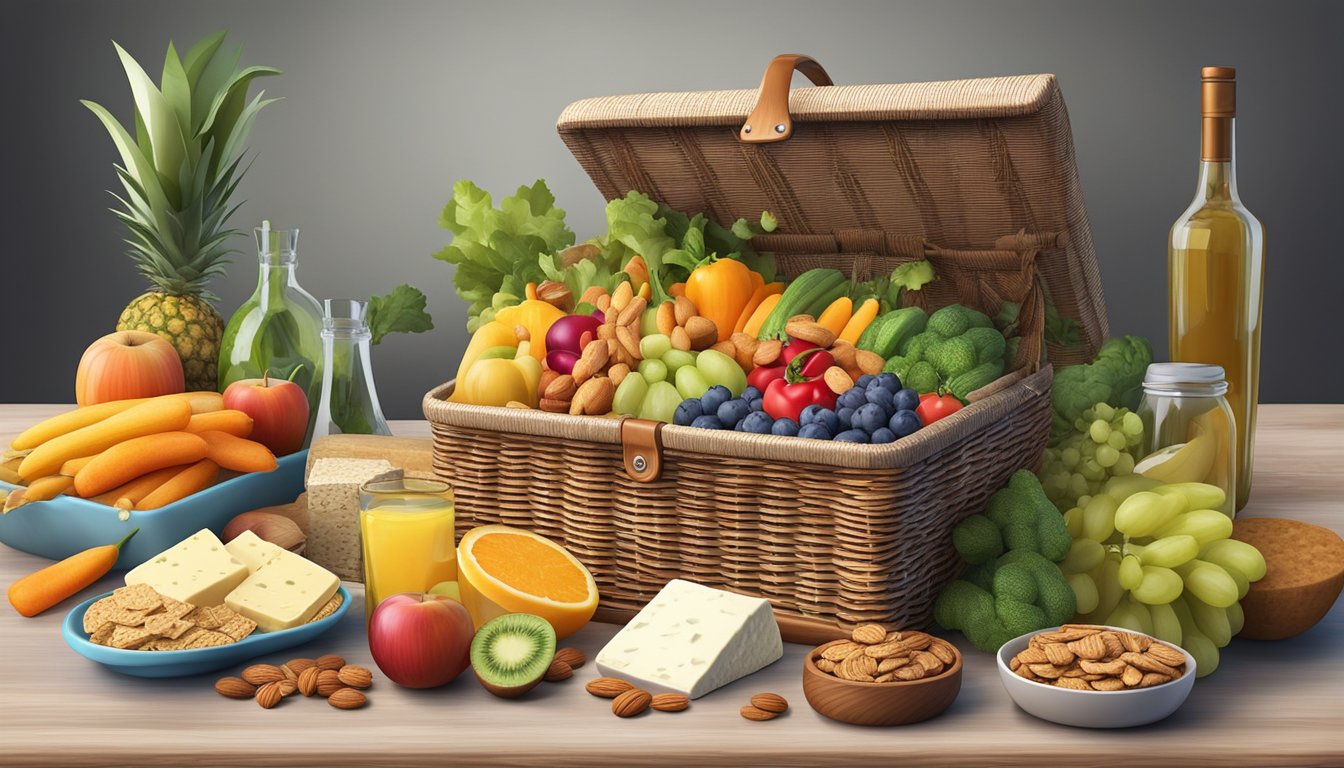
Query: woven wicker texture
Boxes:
[{"xmin": 557, "ymin": 73, "xmax": 1107, "ymax": 366}]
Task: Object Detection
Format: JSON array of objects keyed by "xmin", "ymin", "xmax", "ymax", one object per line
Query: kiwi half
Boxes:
[{"xmin": 470, "ymin": 613, "xmax": 557, "ymax": 698}]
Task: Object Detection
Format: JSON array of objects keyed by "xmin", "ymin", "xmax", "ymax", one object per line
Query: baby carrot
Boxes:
[
  {"xmin": 137, "ymin": 460, "xmax": 219, "ymax": 510},
  {"xmin": 184, "ymin": 409, "xmax": 254, "ymax": 438},
  {"xmin": 18, "ymin": 398, "xmax": 192, "ymax": 481},
  {"xmin": 73, "ymin": 432, "xmax": 209, "ymax": 498},
  {"xmin": 198, "ymin": 431, "xmax": 277, "ymax": 474},
  {"xmin": 9, "ymin": 392, "xmax": 223, "ymax": 452},
  {"xmin": 89, "ymin": 466, "xmax": 184, "ymax": 509},
  {"xmin": 2, "ymin": 475, "xmax": 74, "ymax": 513},
  {"xmin": 8, "ymin": 529, "xmax": 137, "ymax": 617}
]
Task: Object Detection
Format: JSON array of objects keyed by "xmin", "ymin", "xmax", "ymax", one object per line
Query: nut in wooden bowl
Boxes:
[{"xmin": 802, "ymin": 635, "xmax": 962, "ymax": 726}]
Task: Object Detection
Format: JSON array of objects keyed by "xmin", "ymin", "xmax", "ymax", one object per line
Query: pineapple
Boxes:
[{"xmin": 83, "ymin": 33, "xmax": 280, "ymax": 391}]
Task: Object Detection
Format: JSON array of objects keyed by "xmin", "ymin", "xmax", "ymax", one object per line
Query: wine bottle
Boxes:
[{"xmin": 1168, "ymin": 67, "xmax": 1265, "ymax": 512}]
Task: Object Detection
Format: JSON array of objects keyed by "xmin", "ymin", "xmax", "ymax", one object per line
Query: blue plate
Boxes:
[
  {"xmin": 62, "ymin": 585, "xmax": 351, "ymax": 678},
  {"xmin": 0, "ymin": 450, "xmax": 306, "ymax": 569}
]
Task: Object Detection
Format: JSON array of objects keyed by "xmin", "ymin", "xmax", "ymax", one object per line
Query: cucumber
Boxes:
[
  {"xmin": 758, "ymin": 268, "xmax": 846, "ymax": 340},
  {"xmin": 857, "ymin": 307, "xmax": 928, "ymax": 358},
  {"xmin": 947, "ymin": 361, "xmax": 1004, "ymax": 401}
]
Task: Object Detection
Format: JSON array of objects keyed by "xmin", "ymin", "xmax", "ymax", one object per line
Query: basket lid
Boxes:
[{"xmin": 557, "ymin": 54, "xmax": 1109, "ymax": 362}]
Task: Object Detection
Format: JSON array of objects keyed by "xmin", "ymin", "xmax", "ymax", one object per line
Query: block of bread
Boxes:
[
  {"xmin": 306, "ymin": 435, "xmax": 435, "ymax": 481},
  {"xmin": 305, "ymin": 458, "xmax": 402, "ymax": 581}
]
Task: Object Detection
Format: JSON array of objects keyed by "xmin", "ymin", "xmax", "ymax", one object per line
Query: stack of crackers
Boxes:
[{"xmin": 83, "ymin": 584, "xmax": 257, "ymax": 651}]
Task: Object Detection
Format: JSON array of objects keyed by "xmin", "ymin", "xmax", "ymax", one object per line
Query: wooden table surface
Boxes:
[{"xmin": 1, "ymin": 404, "xmax": 1341, "ymax": 767}]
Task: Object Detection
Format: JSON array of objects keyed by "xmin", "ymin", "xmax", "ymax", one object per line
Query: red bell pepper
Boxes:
[
  {"xmin": 763, "ymin": 348, "xmax": 838, "ymax": 422},
  {"xmin": 747, "ymin": 364, "xmax": 785, "ymax": 392},
  {"xmin": 748, "ymin": 340, "xmax": 823, "ymax": 392}
]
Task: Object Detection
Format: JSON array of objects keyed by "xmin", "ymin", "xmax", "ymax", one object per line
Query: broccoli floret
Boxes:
[
  {"xmin": 985, "ymin": 471, "xmax": 1072, "ymax": 561},
  {"xmin": 1050, "ymin": 335, "xmax": 1152, "ymax": 444},
  {"xmin": 963, "ymin": 326, "xmax": 1006, "ymax": 365},
  {"xmin": 927, "ymin": 305, "xmax": 975, "ymax": 338},
  {"xmin": 952, "ymin": 515, "xmax": 1004, "ymax": 565},
  {"xmin": 928, "ymin": 336, "xmax": 977, "ymax": 379},
  {"xmin": 901, "ymin": 330, "xmax": 935, "ymax": 360},
  {"xmin": 904, "ymin": 361, "xmax": 940, "ymax": 393}
]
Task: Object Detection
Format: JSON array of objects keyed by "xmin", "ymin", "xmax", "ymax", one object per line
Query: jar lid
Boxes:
[{"xmin": 1144, "ymin": 362, "xmax": 1228, "ymax": 395}]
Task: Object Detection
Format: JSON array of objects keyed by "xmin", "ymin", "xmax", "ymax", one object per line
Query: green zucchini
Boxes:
[
  {"xmin": 857, "ymin": 307, "xmax": 928, "ymax": 358},
  {"xmin": 757, "ymin": 268, "xmax": 846, "ymax": 340}
]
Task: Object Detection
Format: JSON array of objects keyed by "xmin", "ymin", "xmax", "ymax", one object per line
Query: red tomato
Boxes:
[{"xmin": 916, "ymin": 392, "xmax": 963, "ymax": 426}]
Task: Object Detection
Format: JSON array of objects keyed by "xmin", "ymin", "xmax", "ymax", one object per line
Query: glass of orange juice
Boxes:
[{"xmin": 359, "ymin": 478, "xmax": 456, "ymax": 621}]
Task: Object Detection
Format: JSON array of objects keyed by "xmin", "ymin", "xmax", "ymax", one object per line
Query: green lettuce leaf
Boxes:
[{"xmin": 367, "ymin": 284, "xmax": 434, "ymax": 345}]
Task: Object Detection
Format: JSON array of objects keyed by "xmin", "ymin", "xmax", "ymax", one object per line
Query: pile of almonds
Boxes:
[
  {"xmin": 813, "ymin": 626, "xmax": 958, "ymax": 683},
  {"xmin": 1009, "ymin": 624, "xmax": 1188, "ymax": 691},
  {"xmin": 214, "ymin": 654, "xmax": 372, "ymax": 710},
  {"xmin": 586, "ymin": 677, "xmax": 690, "ymax": 717},
  {"xmin": 654, "ymin": 296, "xmax": 718, "ymax": 352}
]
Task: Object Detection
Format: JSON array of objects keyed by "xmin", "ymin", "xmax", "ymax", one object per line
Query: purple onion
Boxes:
[
  {"xmin": 545, "ymin": 313, "xmax": 603, "ymax": 356},
  {"xmin": 545, "ymin": 350, "xmax": 580, "ymax": 375}
]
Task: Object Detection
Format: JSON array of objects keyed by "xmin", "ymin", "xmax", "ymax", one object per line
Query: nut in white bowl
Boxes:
[{"xmin": 996, "ymin": 625, "xmax": 1196, "ymax": 729}]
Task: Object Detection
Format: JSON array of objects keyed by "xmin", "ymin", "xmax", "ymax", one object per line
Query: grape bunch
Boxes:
[
  {"xmin": 612, "ymin": 335, "xmax": 746, "ymax": 423},
  {"xmin": 1040, "ymin": 402, "xmax": 1145, "ymax": 512},
  {"xmin": 1060, "ymin": 480, "xmax": 1265, "ymax": 677}
]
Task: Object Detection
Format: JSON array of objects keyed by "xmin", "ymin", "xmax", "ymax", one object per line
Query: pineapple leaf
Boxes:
[
  {"xmin": 217, "ymin": 92, "xmax": 280, "ymax": 179},
  {"xmin": 191, "ymin": 41, "xmax": 242, "ymax": 134},
  {"xmin": 112, "ymin": 42, "xmax": 188, "ymax": 207},
  {"xmin": 84, "ymin": 101, "xmax": 174, "ymax": 236},
  {"xmin": 182, "ymin": 31, "xmax": 227, "ymax": 88},
  {"xmin": 200, "ymin": 70, "xmax": 280, "ymax": 179},
  {"xmin": 160, "ymin": 41, "xmax": 195, "ymax": 157}
]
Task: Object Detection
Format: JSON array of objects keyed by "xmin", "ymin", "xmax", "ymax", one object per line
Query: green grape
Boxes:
[
  {"xmin": 639, "ymin": 333, "xmax": 672, "ymax": 360},
  {"xmin": 661, "ymin": 349, "xmax": 696, "ymax": 373},
  {"xmin": 1089, "ymin": 419, "xmax": 1111, "ymax": 444},
  {"xmin": 1223, "ymin": 560, "xmax": 1250, "ymax": 599},
  {"xmin": 1112, "ymin": 452, "xmax": 1135, "ymax": 476},
  {"xmin": 1089, "ymin": 556, "xmax": 1124, "ymax": 623},
  {"xmin": 1068, "ymin": 573, "xmax": 1099, "ymax": 615},
  {"xmin": 1172, "ymin": 597, "xmax": 1219, "ymax": 677},
  {"xmin": 1225, "ymin": 599, "xmax": 1245, "ymax": 637},
  {"xmin": 673, "ymin": 366, "xmax": 710, "ymax": 400},
  {"xmin": 1118, "ymin": 554, "xmax": 1143, "ymax": 591},
  {"xmin": 1200, "ymin": 539, "xmax": 1267, "ymax": 582},
  {"xmin": 638, "ymin": 381, "xmax": 683, "ymax": 423},
  {"xmin": 1107, "ymin": 595, "xmax": 1153, "ymax": 634},
  {"xmin": 1095, "ymin": 445, "xmax": 1120, "ymax": 468},
  {"xmin": 1187, "ymin": 594, "xmax": 1232, "ymax": 647},
  {"xmin": 1115, "ymin": 491, "xmax": 1184, "ymax": 538},
  {"xmin": 1063, "ymin": 507, "xmax": 1085, "ymax": 538},
  {"xmin": 1132, "ymin": 565, "xmax": 1184, "ymax": 605},
  {"xmin": 695, "ymin": 349, "xmax": 747, "ymax": 395},
  {"xmin": 1154, "ymin": 508, "xmax": 1234, "ymax": 545},
  {"xmin": 1121, "ymin": 411, "xmax": 1143, "ymax": 437},
  {"xmin": 1077, "ymin": 495, "xmax": 1093, "ymax": 509},
  {"xmin": 1179, "ymin": 561, "xmax": 1239, "ymax": 608},
  {"xmin": 1093, "ymin": 402, "xmax": 1116, "ymax": 422},
  {"xmin": 1134, "ymin": 535, "xmax": 1200, "ymax": 569},
  {"xmin": 1103, "ymin": 475, "xmax": 1162, "ymax": 503},
  {"xmin": 1106, "ymin": 431, "xmax": 1127, "ymax": 451},
  {"xmin": 1148, "ymin": 600, "xmax": 1183, "ymax": 645},
  {"xmin": 1061, "ymin": 447, "xmax": 1081, "ymax": 469},
  {"xmin": 1062, "ymin": 538, "xmax": 1106, "ymax": 574},
  {"xmin": 1081, "ymin": 494, "xmax": 1118, "ymax": 542},
  {"xmin": 612, "ymin": 373, "xmax": 648, "ymax": 417},
  {"xmin": 1068, "ymin": 473, "xmax": 1089, "ymax": 500},
  {"xmin": 1153, "ymin": 482, "xmax": 1226, "ymax": 512},
  {"xmin": 637, "ymin": 359, "xmax": 668, "ymax": 384}
]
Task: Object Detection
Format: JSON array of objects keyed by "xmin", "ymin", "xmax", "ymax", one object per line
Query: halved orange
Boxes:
[{"xmin": 456, "ymin": 525, "xmax": 598, "ymax": 639}]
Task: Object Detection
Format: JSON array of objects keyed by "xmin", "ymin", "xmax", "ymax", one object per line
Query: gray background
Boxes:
[{"xmin": 4, "ymin": 0, "xmax": 1340, "ymax": 416}]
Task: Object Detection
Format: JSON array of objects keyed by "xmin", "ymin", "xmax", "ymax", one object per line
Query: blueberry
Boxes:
[
  {"xmin": 717, "ymin": 398, "xmax": 750, "ymax": 428},
  {"xmin": 893, "ymin": 387, "xmax": 920, "ymax": 412},
  {"xmin": 797, "ymin": 423, "xmax": 833, "ymax": 440},
  {"xmin": 748, "ymin": 398, "xmax": 764, "ymax": 412},
  {"xmin": 855, "ymin": 403, "xmax": 887, "ymax": 434},
  {"xmin": 771, "ymin": 418, "xmax": 800, "ymax": 437},
  {"xmin": 856, "ymin": 374, "xmax": 876, "ymax": 389},
  {"xmin": 742, "ymin": 386, "xmax": 762, "ymax": 402},
  {"xmin": 690, "ymin": 414, "xmax": 725, "ymax": 430},
  {"xmin": 800, "ymin": 404, "xmax": 827, "ymax": 427},
  {"xmin": 741, "ymin": 411, "xmax": 775, "ymax": 434},
  {"xmin": 838, "ymin": 389, "xmax": 867, "ymax": 411},
  {"xmin": 865, "ymin": 386, "xmax": 894, "ymax": 412},
  {"xmin": 701, "ymin": 385, "xmax": 732, "ymax": 414},
  {"xmin": 673, "ymin": 399, "xmax": 704, "ymax": 426},
  {"xmin": 814, "ymin": 408, "xmax": 840, "ymax": 435},
  {"xmin": 834, "ymin": 429, "xmax": 870, "ymax": 443},
  {"xmin": 870, "ymin": 427, "xmax": 897, "ymax": 444},
  {"xmin": 888, "ymin": 409, "xmax": 922, "ymax": 438},
  {"xmin": 876, "ymin": 372, "xmax": 901, "ymax": 393},
  {"xmin": 836, "ymin": 407, "xmax": 855, "ymax": 430}
]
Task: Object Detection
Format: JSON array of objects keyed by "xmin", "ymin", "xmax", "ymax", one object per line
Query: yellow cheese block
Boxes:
[
  {"xmin": 225, "ymin": 549, "xmax": 340, "ymax": 633},
  {"xmin": 125, "ymin": 529, "xmax": 249, "ymax": 608},
  {"xmin": 224, "ymin": 530, "xmax": 285, "ymax": 573}
]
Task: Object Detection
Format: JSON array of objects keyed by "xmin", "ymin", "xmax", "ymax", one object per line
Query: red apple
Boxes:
[
  {"xmin": 75, "ymin": 331, "xmax": 185, "ymax": 405},
  {"xmin": 222, "ymin": 374, "xmax": 309, "ymax": 455},
  {"xmin": 368, "ymin": 593, "xmax": 475, "ymax": 689}
]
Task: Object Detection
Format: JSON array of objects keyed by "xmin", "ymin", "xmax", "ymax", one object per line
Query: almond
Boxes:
[
  {"xmin": 611, "ymin": 688, "xmax": 652, "ymax": 718},
  {"xmin": 749, "ymin": 692, "xmax": 789, "ymax": 714},
  {"xmin": 595, "ymin": 293, "xmax": 612, "ymax": 313},
  {"xmin": 656, "ymin": 301, "xmax": 677, "ymax": 335},
  {"xmin": 753, "ymin": 339, "xmax": 782, "ymax": 367},
  {"xmin": 543, "ymin": 659, "xmax": 573, "ymax": 682},
  {"xmin": 280, "ymin": 664, "xmax": 298, "ymax": 681},
  {"xmin": 539, "ymin": 397, "xmax": 571, "ymax": 413},
  {"xmin": 586, "ymin": 677, "xmax": 634, "ymax": 698},
  {"xmin": 616, "ymin": 325, "xmax": 643, "ymax": 361},
  {"xmin": 851, "ymin": 624, "xmax": 887, "ymax": 645},
  {"xmin": 710, "ymin": 340, "xmax": 737, "ymax": 358},
  {"xmin": 297, "ymin": 666, "xmax": 322, "ymax": 697},
  {"xmin": 571, "ymin": 359, "xmax": 594, "ymax": 384},
  {"xmin": 650, "ymin": 693, "xmax": 689, "ymax": 712},
  {"xmin": 536, "ymin": 280, "xmax": 574, "ymax": 313},
  {"xmin": 545, "ymin": 374, "xmax": 578, "ymax": 402},
  {"xmin": 255, "ymin": 681, "xmax": 285, "ymax": 709},
  {"xmin": 830, "ymin": 340, "xmax": 857, "ymax": 369},
  {"xmin": 316, "ymin": 669, "xmax": 344, "ymax": 697},
  {"xmin": 740, "ymin": 705, "xmax": 777, "ymax": 721},
  {"xmin": 730, "ymin": 333, "xmax": 759, "ymax": 370},
  {"xmin": 855, "ymin": 349, "xmax": 885, "ymax": 376},
  {"xmin": 337, "ymin": 665, "xmax": 373, "ymax": 689},
  {"xmin": 276, "ymin": 679, "xmax": 298, "ymax": 698},
  {"xmin": 241, "ymin": 664, "xmax": 285, "ymax": 686},
  {"xmin": 579, "ymin": 285, "xmax": 606, "ymax": 307},
  {"xmin": 315, "ymin": 654, "xmax": 347, "ymax": 671},
  {"xmin": 785, "ymin": 319, "xmax": 836, "ymax": 347},
  {"xmin": 616, "ymin": 296, "xmax": 647, "ymax": 327},
  {"xmin": 286, "ymin": 658, "xmax": 317, "ymax": 675},
  {"xmin": 610, "ymin": 281, "xmax": 633, "ymax": 312},
  {"xmin": 673, "ymin": 295, "xmax": 697, "ymax": 325},
  {"xmin": 214, "ymin": 677, "xmax": 256, "ymax": 700},
  {"xmin": 607, "ymin": 363, "xmax": 631, "ymax": 387},
  {"xmin": 597, "ymin": 323, "xmax": 616, "ymax": 341},
  {"xmin": 579, "ymin": 338, "xmax": 610, "ymax": 372},
  {"xmin": 683, "ymin": 316, "xmax": 718, "ymax": 350},
  {"xmin": 670, "ymin": 326, "xmax": 692, "ymax": 351},
  {"xmin": 824, "ymin": 367, "xmax": 853, "ymax": 394},
  {"xmin": 571, "ymin": 376, "xmax": 615, "ymax": 416},
  {"xmin": 554, "ymin": 647, "xmax": 587, "ymax": 669},
  {"xmin": 328, "ymin": 687, "xmax": 367, "ymax": 710}
]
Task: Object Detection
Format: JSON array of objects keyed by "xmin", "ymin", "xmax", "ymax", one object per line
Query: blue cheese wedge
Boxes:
[
  {"xmin": 595, "ymin": 579, "xmax": 783, "ymax": 699},
  {"xmin": 124, "ymin": 529, "xmax": 249, "ymax": 608},
  {"xmin": 223, "ymin": 530, "xmax": 285, "ymax": 573},
  {"xmin": 225, "ymin": 549, "xmax": 339, "ymax": 633}
]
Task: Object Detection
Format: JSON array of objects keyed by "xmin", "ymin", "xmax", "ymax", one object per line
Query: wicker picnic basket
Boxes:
[{"xmin": 424, "ymin": 55, "xmax": 1109, "ymax": 644}]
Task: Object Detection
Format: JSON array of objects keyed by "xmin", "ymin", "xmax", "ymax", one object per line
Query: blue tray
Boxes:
[
  {"xmin": 0, "ymin": 450, "xmax": 306, "ymax": 569},
  {"xmin": 62, "ymin": 585, "xmax": 351, "ymax": 678}
]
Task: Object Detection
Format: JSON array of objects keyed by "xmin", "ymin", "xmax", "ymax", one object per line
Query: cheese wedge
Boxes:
[
  {"xmin": 225, "ymin": 549, "xmax": 339, "ymax": 633},
  {"xmin": 125, "ymin": 529, "xmax": 249, "ymax": 608},
  {"xmin": 224, "ymin": 530, "xmax": 285, "ymax": 573}
]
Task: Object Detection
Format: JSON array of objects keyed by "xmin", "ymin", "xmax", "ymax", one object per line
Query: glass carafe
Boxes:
[
  {"xmin": 218, "ymin": 223, "xmax": 324, "ymax": 442},
  {"xmin": 313, "ymin": 299, "xmax": 391, "ymax": 438}
]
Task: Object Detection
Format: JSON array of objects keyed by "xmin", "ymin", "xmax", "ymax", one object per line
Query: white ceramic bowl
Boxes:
[{"xmin": 996, "ymin": 626, "xmax": 1196, "ymax": 728}]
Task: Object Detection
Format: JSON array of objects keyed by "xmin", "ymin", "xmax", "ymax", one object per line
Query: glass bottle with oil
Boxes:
[{"xmin": 1168, "ymin": 67, "xmax": 1264, "ymax": 511}]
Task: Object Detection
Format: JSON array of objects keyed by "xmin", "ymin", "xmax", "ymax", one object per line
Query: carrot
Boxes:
[
  {"xmin": 89, "ymin": 466, "xmax": 184, "ymax": 509},
  {"xmin": 3, "ymin": 475, "xmax": 74, "ymax": 513},
  {"xmin": 59, "ymin": 455, "xmax": 98, "ymax": 477},
  {"xmin": 839, "ymin": 298, "xmax": 881, "ymax": 344},
  {"xmin": 137, "ymin": 460, "xmax": 219, "ymax": 510},
  {"xmin": 18, "ymin": 398, "xmax": 193, "ymax": 481},
  {"xmin": 10, "ymin": 392, "xmax": 222, "ymax": 452},
  {"xmin": 742, "ymin": 294, "xmax": 783, "ymax": 339},
  {"xmin": 733, "ymin": 281, "xmax": 786, "ymax": 334},
  {"xmin": 198, "ymin": 430, "xmax": 277, "ymax": 474},
  {"xmin": 7, "ymin": 529, "xmax": 137, "ymax": 617},
  {"xmin": 73, "ymin": 431, "xmax": 209, "ymax": 498},
  {"xmin": 0, "ymin": 459, "xmax": 21, "ymax": 485},
  {"xmin": 817, "ymin": 296, "xmax": 853, "ymax": 337},
  {"xmin": 185, "ymin": 409, "xmax": 254, "ymax": 438}
]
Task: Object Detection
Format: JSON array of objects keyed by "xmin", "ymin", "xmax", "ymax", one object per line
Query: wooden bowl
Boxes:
[
  {"xmin": 802, "ymin": 639, "xmax": 962, "ymax": 726},
  {"xmin": 1233, "ymin": 518, "xmax": 1344, "ymax": 640}
]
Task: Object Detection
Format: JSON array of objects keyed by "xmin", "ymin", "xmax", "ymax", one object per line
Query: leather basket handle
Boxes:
[{"xmin": 741, "ymin": 54, "xmax": 834, "ymax": 144}]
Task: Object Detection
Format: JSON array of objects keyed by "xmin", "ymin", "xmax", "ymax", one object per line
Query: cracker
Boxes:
[
  {"xmin": 111, "ymin": 583, "xmax": 164, "ymax": 612},
  {"xmin": 212, "ymin": 609, "xmax": 257, "ymax": 643},
  {"xmin": 157, "ymin": 597, "xmax": 195, "ymax": 621},
  {"xmin": 144, "ymin": 614, "xmax": 194, "ymax": 640},
  {"xmin": 109, "ymin": 624, "xmax": 154, "ymax": 650},
  {"xmin": 185, "ymin": 606, "xmax": 223, "ymax": 630},
  {"xmin": 83, "ymin": 597, "xmax": 121, "ymax": 635},
  {"xmin": 308, "ymin": 592, "xmax": 344, "ymax": 623},
  {"xmin": 88, "ymin": 622, "xmax": 116, "ymax": 647},
  {"xmin": 153, "ymin": 627, "xmax": 233, "ymax": 651}
]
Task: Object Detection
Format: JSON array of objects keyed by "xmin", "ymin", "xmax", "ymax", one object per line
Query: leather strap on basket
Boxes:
[
  {"xmin": 740, "ymin": 54, "xmax": 834, "ymax": 144},
  {"xmin": 620, "ymin": 418, "xmax": 664, "ymax": 483}
]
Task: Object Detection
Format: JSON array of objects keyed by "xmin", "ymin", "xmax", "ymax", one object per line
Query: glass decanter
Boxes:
[{"xmin": 313, "ymin": 299, "xmax": 392, "ymax": 437}]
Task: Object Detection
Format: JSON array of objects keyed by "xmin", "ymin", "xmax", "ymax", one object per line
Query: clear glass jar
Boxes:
[
  {"xmin": 312, "ymin": 299, "xmax": 391, "ymax": 438},
  {"xmin": 1136, "ymin": 363, "xmax": 1237, "ymax": 517}
]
